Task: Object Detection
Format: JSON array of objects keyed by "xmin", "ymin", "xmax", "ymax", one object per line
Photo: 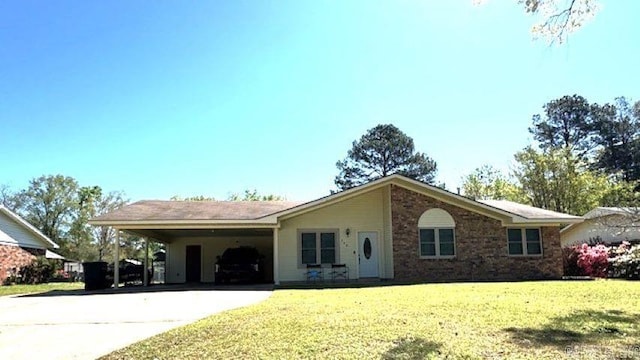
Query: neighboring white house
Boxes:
[
  {"xmin": 0, "ymin": 205, "xmax": 60, "ymax": 282},
  {"xmin": 560, "ymin": 207, "xmax": 640, "ymax": 247}
]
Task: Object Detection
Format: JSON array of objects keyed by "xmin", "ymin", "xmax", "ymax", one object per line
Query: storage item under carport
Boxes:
[
  {"xmin": 82, "ymin": 261, "xmax": 111, "ymax": 290},
  {"xmin": 214, "ymin": 247, "xmax": 263, "ymax": 284}
]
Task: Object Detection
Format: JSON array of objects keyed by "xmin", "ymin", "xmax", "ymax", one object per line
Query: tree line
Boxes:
[
  {"xmin": 1, "ymin": 175, "xmax": 133, "ymax": 262},
  {"xmin": 462, "ymin": 94, "xmax": 640, "ymax": 216},
  {"xmin": 333, "ymin": 95, "xmax": 639, "ymax": 218}
]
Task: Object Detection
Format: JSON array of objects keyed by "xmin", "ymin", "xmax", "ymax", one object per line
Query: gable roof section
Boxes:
[
  {"xmin": 89, "ymin": 174, "xmax": 583, "ymax": 228},
  {"xmin": 0, "ymin": 206, "xmax": 59, "ymax": 249},
  {"xmin": 273, "ymin": 175, "xmax": 582, "ymax": 225}
]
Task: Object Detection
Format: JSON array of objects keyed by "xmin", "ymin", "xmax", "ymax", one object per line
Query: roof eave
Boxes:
[
  {"xmin": 87, "ymin": 174, "xmax": 585, "ymax": 230},
  {"xmin": 0, "ymin": 206, "xmax": 59, "ymax": 249},
  {"xmin": 560, "ymin": 223, "xmax": 576, "ymax": 233}
]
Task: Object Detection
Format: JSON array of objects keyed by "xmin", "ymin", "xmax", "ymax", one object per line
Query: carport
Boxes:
[
  {"xmin": 88, "ymin": 200, "xmax": 303, "ymax": 287},
  {"xmin": 115, "ymin": 227, "xmax": 276, "ymax": 285}
]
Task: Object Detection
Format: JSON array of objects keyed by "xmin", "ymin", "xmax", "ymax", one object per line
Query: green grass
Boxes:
[
  {"xmin": 104, "ymin": 281, "xmax": 640, "ymax": 360},
  {"xmin": 0, "ymin": 282, "xmax": 83, "ymax": 297}
]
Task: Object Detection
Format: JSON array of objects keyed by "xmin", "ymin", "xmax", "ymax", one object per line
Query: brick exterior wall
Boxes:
[
  {"xmin": 0, "ymin": 244, "xmax": 41, "ymax": 283},
  {"xmin": 391, "ymin": 185, "xmax": 563, "ymax": 282}
]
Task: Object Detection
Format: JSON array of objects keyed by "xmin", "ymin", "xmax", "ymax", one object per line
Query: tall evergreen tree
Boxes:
[
  {"xmin": 334, "ymin": 124, "xmax": 437, "ymax": 191},
  {"xmin": 529, "ymin": 94, "xmax": 594, "ymax": 156},
  {"xmin": 591, "ymin": 97, "xmax": 640, "ymax": 182}
]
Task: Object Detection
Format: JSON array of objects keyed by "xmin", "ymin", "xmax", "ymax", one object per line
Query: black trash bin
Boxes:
[{"xmin": 82, "ymin": 261, "xmax": 110, "ymax": 290}]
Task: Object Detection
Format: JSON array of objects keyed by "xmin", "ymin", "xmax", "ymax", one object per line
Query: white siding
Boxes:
[
  {"xmin": 0, "ymin": 212, "xmax": 47, "ymax": 249},
  {"xmin": 561, "ymin": 215, "xmax": 640, "ymax": 247},
  {"xmin": 418, "ymin": 208, "xmax": 455, "ymax": 228},
  {"xmin": 165, "ymin": 236, "xmax": 273, "ymax": 283},
  {"xmin": 277, "ymin": 187, "xmax": 389, "ymax": 282}
]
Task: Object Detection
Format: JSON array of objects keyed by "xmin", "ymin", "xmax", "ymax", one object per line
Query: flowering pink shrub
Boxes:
[
  {"xmin": 564, "ymin": 241, "xmax": 640, "ymax": 279},
  {"xmin": 575, "ymin": 243, "xmax": 609, "ymax": 277}
]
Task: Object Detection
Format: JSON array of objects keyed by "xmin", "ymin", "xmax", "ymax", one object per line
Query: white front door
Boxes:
[{"xmin": 358, "ymin": 232, "xmax": 379, "ymax": 278}]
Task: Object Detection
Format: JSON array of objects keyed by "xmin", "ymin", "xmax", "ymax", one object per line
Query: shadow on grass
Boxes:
[
  {"xmin": 504, "ymin": 309, "xmax": 640, "ymax": 348},
  {"xmin": 382, "ymin": 337, "xmax": 441, "ymax": 360},
  {"xmin": 275, "ymin": 278, "xmax": 585, "ymax": 291}
]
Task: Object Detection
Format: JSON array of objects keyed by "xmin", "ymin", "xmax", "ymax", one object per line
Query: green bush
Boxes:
[
  {"xmin": 562, "ymin": 246, "xmax": 582, "ymax": 276},
  {"xmin": 18, "ymin": 257, "xmax": 55, "ymax": 284}
]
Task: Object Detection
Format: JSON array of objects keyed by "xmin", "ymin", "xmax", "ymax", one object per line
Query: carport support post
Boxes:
[
  {"xmin": 114, "ymin": 229, "xmax": 120, "ymax": 289},
  {"xmin": 143, "ymin": 237, "xmax": 149, "ymax": 286},
  {"xmin": 273, "ymin": 228, "xmax": 279, "ymax": 285}
]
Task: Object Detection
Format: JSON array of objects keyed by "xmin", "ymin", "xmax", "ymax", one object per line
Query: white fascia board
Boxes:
[
  {"xmin": 560, "ymin": 223, "xmax": 580, "ymax": 233},
  {"xmin": 92, "ymin": 221, "xmax": 279, "ymax": 229},
  {"xmin": 504, "ymin": 217, "xmax": 584, "ymax": 227},
  {"xmin": 88, "ymin": 220, "xmax": 279, "ymax": 229}
]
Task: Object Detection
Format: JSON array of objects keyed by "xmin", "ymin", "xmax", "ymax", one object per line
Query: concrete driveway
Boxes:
[{"xmin": 0, "ymin": 285, "xmax": 272, "ymax": 360}]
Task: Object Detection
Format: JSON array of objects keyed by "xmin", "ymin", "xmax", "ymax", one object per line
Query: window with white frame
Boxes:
[
  {"xmin": 418, "ymin": 208, "xmax": 456, "ymax": 258},
  {"xmin": 299, "ymin": 230, "xmax": 338, "ymax": 265},
  {"xmin": 507, "ymin": 228, "xmax": 542, "ymax": 256}
]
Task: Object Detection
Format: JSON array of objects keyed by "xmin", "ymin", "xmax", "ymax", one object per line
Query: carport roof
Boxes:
[{"xmin": 90, "ymin": 200, "xmax": 303, "ymax": 222}]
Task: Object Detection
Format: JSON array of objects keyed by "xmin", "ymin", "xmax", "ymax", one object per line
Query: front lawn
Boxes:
[
  {"xmin": 105, "ymin": 281, "xmax": 640, "ymax": 359},
  {"xmin": 0, "ymin": 282, "xmax": 83, "ymax": 297}
]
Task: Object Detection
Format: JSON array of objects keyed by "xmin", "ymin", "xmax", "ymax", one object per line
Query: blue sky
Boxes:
[{"xmin": 1, "ymin": 1, "xmax": 638, "ymax": 201}]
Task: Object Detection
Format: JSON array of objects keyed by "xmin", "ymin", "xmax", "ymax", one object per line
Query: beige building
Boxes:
[{"xmin": 90, "ymin": 175, "xmax": 582, "ymax": 285}]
